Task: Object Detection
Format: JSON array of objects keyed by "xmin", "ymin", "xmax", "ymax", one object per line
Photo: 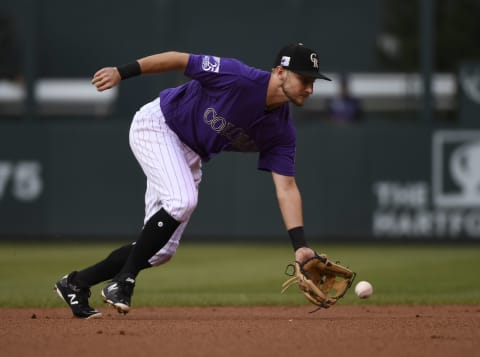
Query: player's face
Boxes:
[{"xmin": 281, "ymin": 71, "xmax": 315, "ymax": 106}]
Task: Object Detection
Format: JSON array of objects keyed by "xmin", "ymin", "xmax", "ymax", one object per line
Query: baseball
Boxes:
[{"xmin": 355, "ymin": 281, "xmax": 373, "ymax": 298}]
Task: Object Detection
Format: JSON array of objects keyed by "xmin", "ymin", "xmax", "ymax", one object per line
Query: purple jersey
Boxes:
[{"xmin": 159, "ymin": 54, "xmax": 296, "ymax": 176}]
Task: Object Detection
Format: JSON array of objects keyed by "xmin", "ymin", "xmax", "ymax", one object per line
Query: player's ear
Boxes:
[{"xmin": 273, "ymin": 66, "xmax": 287, "ymax": 81}]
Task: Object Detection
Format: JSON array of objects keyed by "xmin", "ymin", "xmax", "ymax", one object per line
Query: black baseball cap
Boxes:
[{"xmin": 274, "ymin": 43, "xmax": 331, "ymax": 81}]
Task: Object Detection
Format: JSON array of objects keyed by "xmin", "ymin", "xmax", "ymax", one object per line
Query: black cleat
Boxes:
[
  {"xmin": 54, "ymin": 272, "xmax": 102, "ymax": 319},
  {"xmin": 101, "ymin": 276, "xmax": 135, "ymax": 314}
]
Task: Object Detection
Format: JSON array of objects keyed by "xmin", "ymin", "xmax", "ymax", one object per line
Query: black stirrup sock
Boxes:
[
  {"xmin": 115, "ymin": 208, "xmax": 181, "ymax": 280},
  {"xmin": 71, "ymin": 243, "xmax": 135, "ymax": 287}
]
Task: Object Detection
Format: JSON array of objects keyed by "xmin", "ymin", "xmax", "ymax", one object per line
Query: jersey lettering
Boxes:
[{"xmin": 203, "ymin": 107, "xmax": 257, "ymax": 151}]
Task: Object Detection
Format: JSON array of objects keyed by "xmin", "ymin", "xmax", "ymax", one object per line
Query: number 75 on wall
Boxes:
[{"xmin": 0, "ymin": 161, "xmax": 43, "ymax": 202}]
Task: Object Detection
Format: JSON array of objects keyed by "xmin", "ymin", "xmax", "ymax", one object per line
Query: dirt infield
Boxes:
[{"xmin": 1, "ymin": 305, "xmax": 479, "ymax": 357}]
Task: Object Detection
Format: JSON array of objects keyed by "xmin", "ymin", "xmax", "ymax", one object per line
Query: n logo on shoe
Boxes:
[{"xmin": 68, "ymin": 293, "xmax": 79, "ymax": 305}]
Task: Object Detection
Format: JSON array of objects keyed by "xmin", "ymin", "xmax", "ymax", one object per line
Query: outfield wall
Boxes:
[{"xmin": 1, "ymin": 118, "xmax": 479, "ymax": 241}]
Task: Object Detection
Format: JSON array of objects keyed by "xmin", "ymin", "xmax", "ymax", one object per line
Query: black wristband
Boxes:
[
  {"xmin": 117, "ymin": 61, "xmax": 141, "ymax": 80},
  {"xmin": 288, "ymin": 226, "xmax": 308, "ymax": 251}
]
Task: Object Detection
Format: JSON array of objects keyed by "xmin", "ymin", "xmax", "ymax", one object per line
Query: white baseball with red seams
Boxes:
[{"xmin": 355, "ymin": 281, "xmax": 373, "ymax": 298}]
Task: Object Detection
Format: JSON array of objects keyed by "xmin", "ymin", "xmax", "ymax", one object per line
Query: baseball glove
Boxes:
[{"xmin": 281, "ymin": 253, "xmax": 356, "ymax": 310}]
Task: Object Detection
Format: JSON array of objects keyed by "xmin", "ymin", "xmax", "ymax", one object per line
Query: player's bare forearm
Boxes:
[
  {"xmin": 272, "ymin": 172, "xmax": 303, "ymax": 230},
  {"xmin": 138, "ymin": 52, "xmax": 189, "ymax": 74},
  {"xmin": 92, "ymin": 52, "xmax": 189, "ymax": 92},
  {"xmin": 272, "ymin": 172, "xmax": 315, "ymax": 262}
]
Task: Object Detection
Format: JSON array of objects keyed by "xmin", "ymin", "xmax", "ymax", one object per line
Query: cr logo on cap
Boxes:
[{"xmin": 310, "ymin": 53, "xmax": 319, "ymax": 69}]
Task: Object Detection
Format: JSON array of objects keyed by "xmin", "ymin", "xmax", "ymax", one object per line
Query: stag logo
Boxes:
[{"xmin": 432, "ymin": 131, "xmax": 480, "ymax": 207}]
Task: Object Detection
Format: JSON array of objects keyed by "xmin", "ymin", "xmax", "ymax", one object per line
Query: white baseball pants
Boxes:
[{"xmin": 129, "ymin": 97, "xmax": 202, "ymax": 266}]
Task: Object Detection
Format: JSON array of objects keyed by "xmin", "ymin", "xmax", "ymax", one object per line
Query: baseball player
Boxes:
[{"xmin": 54, "ymin": 43, "xmax": 331, "ymax": 319}]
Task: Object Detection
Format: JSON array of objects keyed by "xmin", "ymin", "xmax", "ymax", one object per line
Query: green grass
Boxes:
[{"xmin": 0, "ymin": 242, "xmax": 479, "ymax": 308}]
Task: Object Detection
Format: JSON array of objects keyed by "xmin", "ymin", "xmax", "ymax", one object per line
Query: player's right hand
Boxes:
[
  {"xmin": 91, "ymin": 67, "xmax": 121, "ymax": 91},
  {"xmin": 294, "ymin": 246, "xmax": 315, "ymax": 264}
]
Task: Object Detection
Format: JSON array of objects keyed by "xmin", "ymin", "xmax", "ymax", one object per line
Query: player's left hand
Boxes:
[
  {"xmin": 91, "ymin": 67, "xmax": 121, "ymax": 91},
  {"xmin": 282, "ymin": 252, "xmax": 356, "ymax": 309}
]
